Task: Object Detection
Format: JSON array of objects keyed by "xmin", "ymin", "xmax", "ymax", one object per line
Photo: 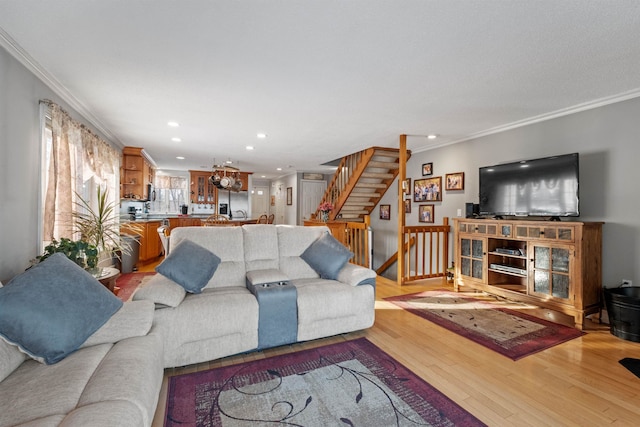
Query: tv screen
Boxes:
[{"xmin": 479, "ymin": 153, "xmax": 579, "ymax": 217}]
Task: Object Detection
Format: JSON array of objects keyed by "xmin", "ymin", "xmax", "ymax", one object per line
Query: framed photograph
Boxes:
[
  {"xmin": 445, "ymin": 172, "xmax": 465, "ymax": 191},
  {"xmin": 270, "ymin": 195, "xmax": 275, "ymax": 206},
  {"xmin": 422, "ymin": 162, "xmax": 433, "ymax": 176},
  {"xmin": 380, "ymin": 204, "xmax": 390, "ymax": 220},
  {"xmin": 414, "ymin": 177, "xmax": 442, "ymax": 202},
  {"xmin": 404, "ymin": 199, "xmax": 411, "ymax": 214},
  {"xmin": 403, "ymin": 178, "xmax": 412, "ymax": 195},
  {"xmin": 286, "ymin": 187, "xmax": 293, "ymax": 205},
  {"xmin": 418, "ymin": 205, "xmax": 435, "ymax": 223}
]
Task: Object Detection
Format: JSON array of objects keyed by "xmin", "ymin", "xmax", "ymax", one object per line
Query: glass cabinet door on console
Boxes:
[
  {"xmin": 529, "ymin": 243, "xmax": 574, "ymax": 303},
  {"xmin": 460, "ymin": 237, "xmax": 485, "ymax": 283}
]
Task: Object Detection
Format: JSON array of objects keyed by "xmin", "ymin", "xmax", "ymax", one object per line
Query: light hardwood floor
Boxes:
[{"xmin": 145, "ymin": 268, "xmax": 640, "ymax": 426}]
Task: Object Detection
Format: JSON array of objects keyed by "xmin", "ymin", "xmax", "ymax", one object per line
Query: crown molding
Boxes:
[
  {"xmin": 0, "ymin": 27, "xmax": 123, "ymax": 148},
  {"xmin": 412, "ymin": 88, "xmax": 640, "ymax": 155}
]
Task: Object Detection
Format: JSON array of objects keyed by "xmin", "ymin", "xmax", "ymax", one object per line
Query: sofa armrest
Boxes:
[
  {"xmin": 337, "ymin": 263, "xmax": 377, "ymax": 288},
  {"xmin": 133, "ymin": 274, "xmax": 186, "ymax": 307},
  {"xmin": 80, "ymin": 300, "xmax": 155, "ymax": 348}
]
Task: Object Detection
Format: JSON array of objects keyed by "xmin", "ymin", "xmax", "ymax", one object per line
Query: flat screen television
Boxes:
[{"xmin": 479, "ymin": 153, "xmax": 579, "ymax": 218}]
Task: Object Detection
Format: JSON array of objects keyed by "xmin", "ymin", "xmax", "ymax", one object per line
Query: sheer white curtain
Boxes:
[{"xmin": 41, "ymin": 100, "xmax": 120, "ymax": 245}]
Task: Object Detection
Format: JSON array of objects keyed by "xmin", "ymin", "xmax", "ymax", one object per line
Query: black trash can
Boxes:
[
  {"xmin": 604, "ymin": 286, "xmax": 640, "ymax": 342},
  {"xmin": 120, "ymin": 234, "xmax": 140, "ymax": 273}
]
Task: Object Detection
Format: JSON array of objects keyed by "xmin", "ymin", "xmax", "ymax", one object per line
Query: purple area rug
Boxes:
[
  {"xmin": 386, "ymin": 290, "xmax": 585, "ymax": 360},
  {"xmin": 165, "ymin": 337, "xmax": 484, "ymax": 426}
]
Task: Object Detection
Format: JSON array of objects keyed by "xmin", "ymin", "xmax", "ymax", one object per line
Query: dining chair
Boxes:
[
  {"xmin": 256, "ymin": 214, "xmax": 268, "ymax": 224},
  {"xmin": 157, "ymin": 225, "xmax": 170, "ymax": 257},
  {"xmin": 267, "ymin": 213, "xmax": 275, "ymax": 224},
  {"xmin": 202, "ymin": 214, "xmax": 231, "ymax": 226}
]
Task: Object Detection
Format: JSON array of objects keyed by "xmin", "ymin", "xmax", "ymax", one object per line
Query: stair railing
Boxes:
[
  {"xmin": 303, "ymin": 216, "xmax": 372, "ymax": 268},
  {"xmin": 317, "ymin": 148, "xmax": 373, "ymax": 220},
  {"xmin": 401, "ymin": 217, "xmax": 450, "ymax": 283}
]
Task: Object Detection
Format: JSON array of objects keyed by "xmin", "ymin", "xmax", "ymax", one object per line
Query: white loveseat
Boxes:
[{"xmin": 134, "ymin": 224, "xmax": 377, "ymax": 368}]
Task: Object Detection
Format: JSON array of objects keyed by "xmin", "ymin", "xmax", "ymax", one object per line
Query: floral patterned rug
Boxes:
[
  {"xmin": 386, "ymin": 290, "xmax": 585, "ymax": 360},
  {"xmin": 164, "ymin": 338, "xmax": 485, "ymax": 426}
]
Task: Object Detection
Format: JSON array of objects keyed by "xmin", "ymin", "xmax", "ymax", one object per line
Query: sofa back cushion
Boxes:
[
  {"xmin": 242, "ymin": 225, "xmax": 279, "ymax": 272},
  {"xmin": 277, "ymin": 225, "xmax": 328, "ymax": 279},
  {"xmin": 169, "ymin": 226, "xmax": 246, "ymax": 288}
]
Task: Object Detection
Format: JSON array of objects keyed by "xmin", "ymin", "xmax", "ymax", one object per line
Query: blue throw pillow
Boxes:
[
  {"xmin": 0, "ymin": 253, "xmax": 123, "ymax": 364},
  {"xmin": 301, "ymin": 232, "xmax": 353, "ymax": 280},
  {"xmin": 155, "ymin": 240, "xmax": 221, "ymax": 293}
]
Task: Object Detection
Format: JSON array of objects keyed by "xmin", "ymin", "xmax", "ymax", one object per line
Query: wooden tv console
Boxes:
[{"xmin": 453, "ymin": 218, "xmax": 603, "ymax": 330}]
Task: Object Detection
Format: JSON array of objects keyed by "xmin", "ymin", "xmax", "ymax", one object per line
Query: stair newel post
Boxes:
[{"xmin": 397, "ymin": 134, "xmax": 407, "ymax": 285}]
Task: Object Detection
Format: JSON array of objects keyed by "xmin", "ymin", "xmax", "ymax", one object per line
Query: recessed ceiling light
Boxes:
[
  {"xmin": 226, "ymin": 159, "xmax": 233, "ymax": 164},
  {"xmin": 176, "ymin": 156, "xmax": 185, "ymax": 160},
  {"xmin": 246, "ymin": 146, "xmax": 254, "ymax": 150},
  {"xmin": 276, "ymin": 167, "xmax": 282, "ymax": 171},
  {"xmin": 167, "ymin": 121, "xmax": 180, "ymax": 127},
  {"xmin": 257, "ymin": 133, "xmax": 267, "ymax": 139},
  {"xmin": 427, "ymin": 134, "xmax": 438, "ymax": 139},
  {"xmin": 261, "ymin": 175, "xmax": 266, "ymax": 178},
  {"xmin": 171, "ymin": 137, "xmax": 182, "ymax": 142}
]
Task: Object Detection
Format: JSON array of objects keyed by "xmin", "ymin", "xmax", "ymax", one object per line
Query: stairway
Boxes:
[{"xmin": 318, "ymin": 147, "xmax": 410, "ymax": 222}]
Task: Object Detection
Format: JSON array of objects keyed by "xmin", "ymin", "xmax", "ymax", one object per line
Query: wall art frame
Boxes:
[
  {"xmin": 418, "ymin": 204, "xmax": 435, "ymax": 223},
  {"xmin": 445, "ymin": 172, "xmax": 465, "ymax": 191},
  {"xmin": 403, "ymin": 178, "xmax": 412, "ymax": 195},
  {"xmin": 380, "ymin": 204, "xmax": 391, "ymax": 220},
  {"xmin": 414, "ymin": 177, "xmax": 442, "ymax": 202}
]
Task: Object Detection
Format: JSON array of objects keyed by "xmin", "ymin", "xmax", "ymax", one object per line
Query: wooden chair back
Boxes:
[
  {"xmin": 267, "ymin": 213, "xmax": 275, "ymax": 224},
  {"xmin": 202, "ymin": 214, "xmax": 230, "ymax": 226},
  {"xmin": 256, "ymin": 214, "xmax": 268, "ymax": 224}
]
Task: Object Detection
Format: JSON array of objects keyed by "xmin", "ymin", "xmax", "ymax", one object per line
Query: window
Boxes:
[{"xmin": 40, "ymin": 101, "xmax": 119, "ymax": 250}]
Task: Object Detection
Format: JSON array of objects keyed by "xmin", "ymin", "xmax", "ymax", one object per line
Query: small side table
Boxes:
[{"xmin": 96, "ymin": 267, "xmax": 121, "ymax": 295}]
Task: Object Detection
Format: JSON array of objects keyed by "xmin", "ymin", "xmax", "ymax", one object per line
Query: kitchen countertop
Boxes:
[{"xmin": 121, "ymin": 214, "xmax": 256, "ymax": 223}]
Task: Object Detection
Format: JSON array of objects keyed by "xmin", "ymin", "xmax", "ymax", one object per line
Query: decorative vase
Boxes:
[{"xmin": 321, "ymin": 211, "xmax": 329, "ymax": 222}]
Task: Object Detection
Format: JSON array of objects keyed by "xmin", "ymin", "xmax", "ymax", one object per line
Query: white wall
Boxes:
[{"xmin": 371, "ymin": 96, "xmax": 640, "ymax": 286}]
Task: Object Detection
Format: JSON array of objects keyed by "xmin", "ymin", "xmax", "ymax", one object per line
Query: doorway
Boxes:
[
  {"xmin": 300, "ymin": 180, "xmax": 327, "ymax": 224},
  {"xmin": 251, "ymin": 186, "xmax": 269, "ymax": 219}
]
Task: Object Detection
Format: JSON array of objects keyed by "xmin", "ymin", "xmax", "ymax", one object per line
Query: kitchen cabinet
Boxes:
[
  {"xmin": 121, "ymin": 147, "xmax": 155, "ymax": 200},
  {"xmin": 453, "ymin": 218, "xmax": 603, "ymax": 329},
  {"xmin": 189, "ymin": 170, "xmax": 217, "ymax": 205},
  {"xmin": 121, "ymin": 220, "xmax": 162, "ymax": 263},
  {"xmin": 189, "ymin": 170, "xmax": 253, "ymax": 205}
]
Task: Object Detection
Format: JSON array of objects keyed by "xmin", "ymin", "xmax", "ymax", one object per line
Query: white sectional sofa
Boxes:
[
  {"xmin": 0, "ymin": 254, "xmax": 164, "ymax": 427},
  {"xmin": 0, "ymin": 224, "xmax": 376, "ymax": 426},
  {"xmin": 134, "ymin": 224, "xmax": 377, "ymax": 368}
]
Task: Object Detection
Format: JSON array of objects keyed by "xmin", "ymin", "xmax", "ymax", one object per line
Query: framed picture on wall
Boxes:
[
  {"xmin": 404, "ymin": 199, "xmax": 411, "ymax": 214},
  {"xmin": 445, "ymin": 172, "xmax": 465, "ymax": 191},
  {"xmin": 403, "ymin": 178, "xmax": 412, "ymax": 195},
  {"xmin": 418, "ymin": 205, "xmax": 434, "ymax": 223},
  {"xmin": 380, "ymin": 204, "xmax": 390, "ymax": 220},
  {"xmin": 286, "ymin": 187, "xmax": 293, "ymax": 205},
  {"xmin": 414, "ymin": 177, "xmax": 442, "ymax": 202},
  {"xmin": 422, "ymin": 162, "xmax": 433, "ymax": 176}
]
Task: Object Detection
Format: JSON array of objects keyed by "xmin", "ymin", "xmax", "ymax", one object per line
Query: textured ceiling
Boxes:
[{"xmin": 1, "ymin": 0, "xmax": 639, "ymax": 178}]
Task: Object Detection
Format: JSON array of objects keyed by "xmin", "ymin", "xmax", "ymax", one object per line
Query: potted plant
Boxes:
[
  {"xmin": 35, "ymin": 238, "xmax": 99, "ymax": 271},
  {"xmin": 73, "ymin": 185, "xmax": 142, "ymax": 268}
]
